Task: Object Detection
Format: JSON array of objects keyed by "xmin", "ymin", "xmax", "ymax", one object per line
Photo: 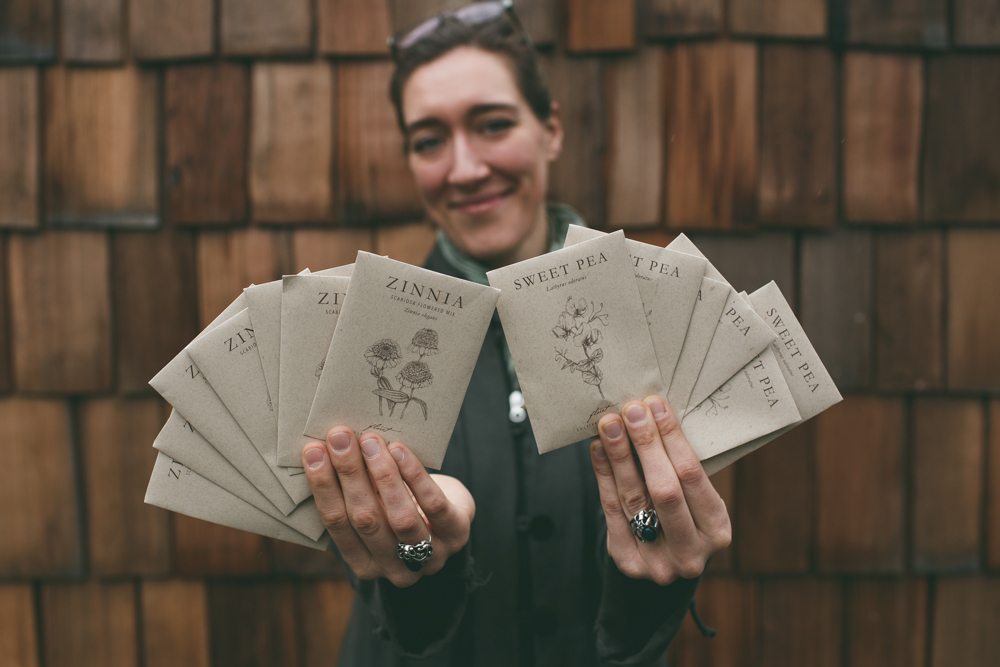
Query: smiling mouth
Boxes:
[{"xmin": 449, "ymin": 187, "xmax": 515, "ymax": 214}]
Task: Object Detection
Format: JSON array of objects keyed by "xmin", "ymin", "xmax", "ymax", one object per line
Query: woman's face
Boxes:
[{"xmin": 401, "ymin": 46, "xmax": 563, "ymax": 266}]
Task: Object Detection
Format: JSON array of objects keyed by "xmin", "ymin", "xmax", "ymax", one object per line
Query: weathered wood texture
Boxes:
[
  {"xmin": 0, "ymin": 0, "xmax": 56, "ymax": 61},
  {"xmin": 41, "ymin": 583, "xmax": 138, "ymax": 667},
  {"xmin": 207, "ymin": 582, "xmax": 301, "ymax": 667},
  {"xmin": 759, "ymin": 45, "xmax": 836, "ymax": 227},
  {"xmin": 642, "ymin": 0, "xmax": 724, "ymax": 36},
  {"xmin": 567, "ymin": 0, "xmax": 635, "ymax": 52},
  {"xmin": 729, "ymin": 0, "xmax": 826, "ymax": 37},
  {"xmin": 844, "ymin": 0, "xmax": 948, "ymax": 48},
  {"xmin": 923, "ymin": 56, "xmax": 1000, "ymax": 223},
  {"xmin": 665, "ymin": 42, "xmax": 757, "ymax": 230},
  {"xmin": 164, "ymin": 63, "xmax": 248, "ymax": 226},
  {"xmin": 911, "ymin": 399, "xmax": 983, "ymax": 572},
  {"xmin": 931, "ymin": 578, "xmax": 1000, "ymax": 666},
  {"xmin": 319, "ymin": 0, "xmax": 393, "ymax": 55},
  {"xmin": 9, "ymin": 231, "xmax": 112, "ymax": 393},
  {"xmin": 758, "ymin": 579, "xmax": 842, "ymax": 667},
  {"xmin": 220, "ymin": 0, "xmax": 311, "ymax": 55},
  {"xmin": 989, "ymin": 401, "xmax": 1000, "ymax": 569},
  {"xmin": 0, "ymin": 67, "xmax": 38, "ymax": 229},
  {"xmin": 131, "ymin": 0, "xmax": 213, "ymax": 60},
  {"xmin": 815, "ymin": 397, "xmax": 905, "ymax": 572},
  {"xmin": 61, "ymin": 0, "xmax": 123, "ymax": 63},
  {"xmin": 141, "ymin": 581, "xmax": 212, "ymax": 667},
  {"xmin": 947, "ymin": 230, "xmax": 1000, "ymax": 390},
  {"xmin": 251, "ymin": 62, "xmax": 333, "ymax": 224},
  {"xmin": 112, "ymin": 229, "xmax": 199, "ymax": 392},
  {"xmin": 954, "ymin": 0, "xmax": 1000, "ymax": 46},
  {"xmin": 875, "ymin": 231, "xmax": 944, "ymax": 390},
  {"xmin": 44, "ymin": 66, "xmax": 158, "ymax": 227},
  {"xmin": 843, "ymin": 53, "xmax": 922, "ymax": 224},
  {"xmin": 0, "ymin": 585, "xmax": 39, "ymax": 667},
  {"xmin": 605, "ymin": 47, "xmax": 664, "ymax": 229},
  {"xmin": 845, "ymin": 579, "xmax": 927, "ymax": 667}
]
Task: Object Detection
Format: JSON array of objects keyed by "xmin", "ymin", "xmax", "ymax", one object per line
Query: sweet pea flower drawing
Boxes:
[{"xmin": 552, "ymin": 296, "xmax": 609, "ymax": 399}]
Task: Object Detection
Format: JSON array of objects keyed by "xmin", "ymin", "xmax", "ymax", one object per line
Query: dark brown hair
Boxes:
[{"xmin": 388, "ymin": 13, "xmax": 552, "ymax": 143}]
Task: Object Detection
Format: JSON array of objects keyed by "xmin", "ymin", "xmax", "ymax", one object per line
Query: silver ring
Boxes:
[
  {"xmin": 396, "ymin": 536, "xmax": 433, "ymax": 571},
  {"xmin": 630, "ymin": 509, "xmax": 659, "ymax": 543}
]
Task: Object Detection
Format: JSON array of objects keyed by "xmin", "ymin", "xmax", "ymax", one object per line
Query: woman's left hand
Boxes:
[{"xmin": 591, "ymin": 395, "xmax": 732, "ymax": 585}]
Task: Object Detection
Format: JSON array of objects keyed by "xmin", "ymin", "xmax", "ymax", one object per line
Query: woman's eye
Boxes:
[
  {"xmin": 411, "ymin": 135, "xmax": 443, "ymax": 154},
  {"xmin": 480, "ymin": 118, "xmax": 514, "ymax": 135}
]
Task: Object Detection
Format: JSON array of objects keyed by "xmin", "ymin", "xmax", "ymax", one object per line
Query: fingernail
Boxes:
[
  {"xmin": 304, "ymin": 446, "xmax": 325, "ymax": 470},
  {"xmin": 390, "ymin": 447, "xmax": 405, "ymax": 463},
  {"xmin": 360, "ymin": 438, "xmax": 380, "ymax": 459},
  {"xmin": 592, "ymin": 443, "xmax": 607, "ymax": 461},
  {"xmin": 625, "ymin": 403, "xmax": 647, "ymax": 425},
  {"xmin": 329, "ymin": 431, "xmax": 352, "ymax": 453},
  {"xmin": 647, "ymin": 396, "xmax": 667, "ymax": 419},
  {"xmin": 602, "ymin": 419, "xmax": 622, "ymax": 439}
]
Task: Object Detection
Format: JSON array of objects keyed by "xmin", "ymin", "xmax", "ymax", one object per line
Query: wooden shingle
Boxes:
[
  {"xmin": 112, "ymin": 229, "xmax": 199, "ymax": 393},
  {"xmin": 376, "ymin": 221, "xmax": 438, "ymax": 266},
  {"xmin": 291, "ymin": 228, "xmax": 375, "ymax": 272},
  {"xmin": 687, "ymin": 232, "xmax": 794, "ymax": 297},
  {"xmin": 0, "ymin": 67, "xmax": 38, "ymax": 229},
  {"xmin": 543, "ymin": 54, "xmax": 606, "ymax": 227},
  {"xmin": 335, "ymin": 60, "xmax": 422, "ymax": 223},
  {"xmin": 0, "ymin": 0, "xmax": 55, "ymax": 61},
  {"xmin": 141, "ymin": 581, "xmax": 211, "ymax": 667},
  {"xmin": 9, "ymin": 231, "xmax": 112, "ymax": 393},
  {"xmin": 875, "ymin": 230, "xmax": 944, "ymax": 391},
  {"xmin": 816, "ymin": 397, "xmax": 905, "ymax": 572},
  {"xmin": 80, "ymin": 398, "xmax": 171, "ymax": 576},
  {"xmin": 728, "ymin": 0, "xmax": 826, "ymax": 37},
  {"xmin": 666, "ymin": 577, "xmax": 757, "ymax": 666},
  {"xmin": 61, "ymin": 0, "xmax": 123, "ymax": 63},
  {"xmin": 844, "ymin": 0, "xmax": 948, "ymax": 48},
  {"xmin": 251, "ymin": 62, "xmax": 333, "ymax": 225},
  {"xmin": 931, "ymin": 578, "xmax": 1000, "ymax": 666},
  {"xmin": 165, "ymin": 63, "xmax": 248, "ymax": 226},
  {"xmin": 955, "ymin": 0, "xmax": 1000, "ymax": 46},
  {"xmin": 220, "ymin": 0, "xmax": 311, "ymax": 56},
  {"xmin": 299, "ymin": 580, "xmax": 355, "ymax": 666},
  {"xmin": 707, "ymin": 464, "xmax": 735, "ymax": 572},
  {"xmin": 0, "ymin": 400, "xmax": 79, "ymax": 577},
  {"xmin": 319, "ymin": 0, "xmax": 392, "ymax": 55},
  {"xmin": 605, "ymin": 47, "xmax": 664, "ymax": 229},
  {"xmin": 759, "ymin": 579, "xmax": 842, "ymax": 667},
  {"xmin": 759, "ymin": 45, "xmax": 836, "ymax": 227},
  {"xmin": 843, "ymin": 53, "xmax": 922, "ymax": 224},
  {"xmin": 0, "ymin": 235, "xmax": 9, "ymax": 393},
  {"xmin": 208, "ymin": 582, "xmax": 300, "ymax": 666},
  {"xmin": 912, "ymin": 398, "xmax": 983, "ymax": 572},
  {"xmin": 131, "ymin": 0, "xmax": 213, "ymax": 60},
  {"xmin": 567, "ymin": 0, "xmax": 635, "ymax": 52},
  {"xmin": 665, "ymin": 42, "xmax": 757, "ymax": 230},
  {"xmin": 989, "ymin": 401, "xmax": 1000, "ymax": 569},
  {"xmin": 800, "ymin": 229, "xmax": 873, "ymax": 390},
  {"xmin": 924, "ymin": 56, "xmax": 1000, "ymax": 222},
  {"xmin": 947, "ymin": 230, "xmax": 1000, "ymax": 391},
  {"xmin": 195, "ymin": 229, "xmax": 292, "ymax": 327},
  {"xmin": 42, "ymin": 583, "xmax": 137, "ymax": 667},
  {"xmin": 0, "ymin": 585, "xmax": 38, "ymax": 667},
  {"xmin": 736, "ymin": 422, "xmax": 814, "ymax": 573},
  {"xmin": 44, "ymin": 66, "xmax": 158, "ymax": 228},
  {"xmin": 845, "ymin": 579, "xmax": 927, "ymax": 667},
  {"xmin": 272, "ymin": 541, "xmax": 347, "ymax": 577},
  {"xmin": 642, "ymin": 0, "xmax": 723, "ymax": 37},
  {"xmin": 174, "ymin": 516, "xmax": 271, "ymax": 576}
]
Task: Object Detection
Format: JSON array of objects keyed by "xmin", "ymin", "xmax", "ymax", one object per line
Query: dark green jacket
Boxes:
[{"xmin": 335, "ymin": 242, "xmax": 698, "ymax": 667}]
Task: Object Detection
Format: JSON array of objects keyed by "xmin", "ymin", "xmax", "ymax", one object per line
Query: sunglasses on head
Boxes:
[{"xmin": 387, "ymin": 0, "xmax": 528, "ymax": 61}]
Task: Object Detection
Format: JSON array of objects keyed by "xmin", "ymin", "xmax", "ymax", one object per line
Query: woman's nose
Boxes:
[{"xmin": 446, "ymin": 133, "xmax": 489, "ymax": 186}]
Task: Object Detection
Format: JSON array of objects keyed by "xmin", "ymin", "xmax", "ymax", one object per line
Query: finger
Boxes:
[
  {"xmin": 589, "ymin": 440, "xmax": 641, "ymax": 574},
  {"xmin": 360, "ymin": 433, "xmax": 431, "ymax": 548},
  {"xmin": 301, "ymin": 441, "xmax": 374, "ymax": 576},
  {"xmin": 388, "ymin": 442, "xmax": 466, "ymax": 542},
  {"xmin": 646, "ymin": 396, "xmax": 730, "ymax": 542},
  {"xmin": 619, "ymin": 401, "xmax": 699, "ymax": 545},
  {"xmin": 326, "ymin": 428, "xmax": 415, "ymax": 581},
  {"xmin": 597, "ymin": 413, "xmax": 654, "ymax": 520}
]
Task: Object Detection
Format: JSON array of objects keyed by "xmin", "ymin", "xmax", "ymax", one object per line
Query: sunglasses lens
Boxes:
[
  {"xmin": 398, "ymin": 16, "xmax": 442, "ymax": 50},
  {"xmin": 393, "ymin": 1, "xmax": 514, "ymax": 56}
]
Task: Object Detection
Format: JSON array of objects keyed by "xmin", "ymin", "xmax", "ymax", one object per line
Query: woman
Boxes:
[{"xmin": 300, "ymin": 3, "xmax": 732, "ymax": 665}]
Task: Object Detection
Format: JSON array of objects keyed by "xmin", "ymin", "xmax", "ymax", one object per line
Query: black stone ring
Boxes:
[
  {"xmin": 396, "ymin": 536, "xmax": 433, "ymax": 572},
  {"xmin": 630, "ymin": 509, "xmax": 659, "ymax": 543}
]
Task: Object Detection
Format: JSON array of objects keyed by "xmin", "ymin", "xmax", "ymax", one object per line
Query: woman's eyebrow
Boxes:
[{"xmin": 405, "ymin": 103, "xmax": 519, "ymax": 134}]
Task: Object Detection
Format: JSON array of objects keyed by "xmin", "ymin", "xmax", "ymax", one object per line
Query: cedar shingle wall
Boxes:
[{"xmin": 1, "ymin": 1, "xmax": 998, "ymax": 664}]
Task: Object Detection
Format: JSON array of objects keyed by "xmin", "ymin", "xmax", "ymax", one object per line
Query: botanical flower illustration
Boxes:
[
  {"xmin": 367, "ymin": 330, "xmax": 439, "ymax": 420},
  {"xmin": 692, "ymin": 380, "xmax": 732, "ymax": 418},
  {"xmin": 409, "ymin": 328, "xmax": 440, "ymax": 358},
  {"xmin": 552, "ymin": 296, "xmax": 609, "ymax": 399}
]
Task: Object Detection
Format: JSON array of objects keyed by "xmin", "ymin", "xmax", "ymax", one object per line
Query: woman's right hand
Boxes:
[{"xmin": 302, "ymin": 427, "xmax": 475, "ymax": 588}]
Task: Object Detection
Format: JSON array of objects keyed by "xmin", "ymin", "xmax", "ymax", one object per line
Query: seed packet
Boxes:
[{"xmin": 486, "ymin": 230, "xmax": 664, "ymax": 453}]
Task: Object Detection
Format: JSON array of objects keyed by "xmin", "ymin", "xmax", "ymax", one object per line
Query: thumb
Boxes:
[{"xmin": 430, "ymin": 474, "xmax": 476, "ymax": 523}]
